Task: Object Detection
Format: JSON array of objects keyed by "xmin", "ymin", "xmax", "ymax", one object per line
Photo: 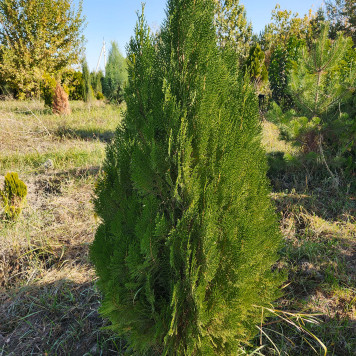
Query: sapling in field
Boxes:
[
  {"xmin": 0, "ymin": 172, "xmax": 27, "ymax": 220},
  {"xmin": 91, "ymin": 0, "xmax": 284, "ymax": 354}
]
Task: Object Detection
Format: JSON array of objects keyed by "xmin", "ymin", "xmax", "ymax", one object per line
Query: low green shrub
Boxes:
[
  {"xmin": 0, "ymin": 172, "xmax": 27, "ymax": 220},
  {"xmin": 41, "ymin": 73, "xmax": 57, "ymax": 107},
  {"xmin": 96, "ymin": 92, "xmax": 104, "ymax": 100}
]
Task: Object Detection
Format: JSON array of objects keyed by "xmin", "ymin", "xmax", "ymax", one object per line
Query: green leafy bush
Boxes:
[
  {"xmin": 96, "ymin": 91, "xmax": 104, "ymax": 100},
  {"xmin": 245, "ymin": 44, "xmax": 268, "ymax": 83},
  {"xmin": 41, "ymin": 73, "xmax": 57, "ymax": 107},
  {"xmin": 244, "ymin": 44, "xmax": 269, "ymax": 98},
  {"xmin": 82, "ymin": 59, "xmax": 94, "ymax": 102},
  {"xmin": 0, "ymin": 172, "xmax": 27, "ymax": 220},
  {"xmin": 62, "ymin": 69, "xmax": 84, "ymax": 101},
  {"xmin": 90, "ymin": 1, "xmax": 284, "ymax": 354},
  {"xmin": 267, "ymin": 102, "xmax": 321, "ymax": 153}
]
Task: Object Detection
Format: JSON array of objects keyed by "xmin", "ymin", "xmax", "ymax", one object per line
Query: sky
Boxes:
[{"xmin": 80, "ymin": 0, "xmax": 324, "ymax": 71}]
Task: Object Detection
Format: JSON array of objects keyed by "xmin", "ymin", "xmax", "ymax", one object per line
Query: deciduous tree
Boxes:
[
  {"xmin": 0, "ymin": 0, "xmax": 85, "ymax": 98},
  {"xmin": 214, "ymin": 0, "xmax": 252, "ymax": 59}
]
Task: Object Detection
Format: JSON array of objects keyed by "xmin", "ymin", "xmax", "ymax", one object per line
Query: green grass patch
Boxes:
[{"xmin": 0, "ymin": 143, "xmax": 106, "ymax": 175}]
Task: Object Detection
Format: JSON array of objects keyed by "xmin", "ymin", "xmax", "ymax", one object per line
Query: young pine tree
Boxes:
[
  {"xmin": 91, "ymin": 1, "xmax": 283, "ymax": 354},
  {"xmin": 268, "ymin": 24, "xmax": 355, "ymax": 187}
]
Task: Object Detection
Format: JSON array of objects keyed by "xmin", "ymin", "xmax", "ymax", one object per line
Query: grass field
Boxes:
[{"xmin": 0, "ymin": 101, "xmax": 355, "ymax": 355}]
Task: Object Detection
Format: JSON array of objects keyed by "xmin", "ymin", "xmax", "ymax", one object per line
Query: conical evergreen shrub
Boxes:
[
  {"xmin": 0, "ymin": 172, "xmax": 27, "ymax": 220},
  {"xmin": 91, "ymin": 1, "xmax": 284, "ymax": 354}
]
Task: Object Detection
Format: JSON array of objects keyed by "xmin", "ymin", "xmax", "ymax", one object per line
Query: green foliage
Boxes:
[
  {"xmin": 91, "ymin": 1, "xmax": 284, "ymax": 354},
  {"xmin": 62, "ymin": 69, "xmax": 84, "ymax": 101},
  {"xmin": 0, "ymin": 0, "xmax": 85, "ymax": 98},
  {"xmin": 96, "ymin": 92, "xmax": 104, "ymax": 100},
  {"xmin": 214, "ymin": 0, "xmax": 252, "ymax": 59},
  {"xmin": 267, "ymin": 102, "xmax": 321, "ymax": 153},
  {"xmin": 260, "ymin": 4, "xmax": 314, "ymax": 51},
  {"xmin": 260, "ymin": 5, "xmax": 315, "ymax": 107},
  {"xmin": 325, "ymin": 0, "xmax": 356, "ymax": 44},
  {"xmin": 41, "ymin": 69, "xmax": 84, "ymax": 106},
  {"xmin": 245, "ymin": 44, "xmax": 268, "ymax": 82},
  {"xmin": 81, "ymin": 59, "xmax": 94, "ymax": 102},
  {"xmin": 244, "ymin": 44, "xmax": 269, "ymax": 94},
  {"xmin": 289, "ymin": 24, "xmax": 354, "ymax": 119},
  {"xmin": 102, "ymin": 41, "xmax": 127, "ymax": 103},
  {"xmin": 268, "ymin": 36, "xmax": 305, "ymax": 107},
  {"xmin": 269, "ymin": 25, "xmax": 355, "ymax": 184},
  {"xmin": 0, "ymin": 172, "xmax": 27, "ymax": 220},
  {"xmin": 90, "ymin": 70, "xmax": 103, "ymax": 96},
  {"xmin": 41, "ymin": 73, "xmax": 57, "ymax": 107}
]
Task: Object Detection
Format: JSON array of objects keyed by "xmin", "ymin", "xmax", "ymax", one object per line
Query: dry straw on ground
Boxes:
[
  {"xmin": 52, "ymin": 83, "xmax": 71, "ymax": 115},
  {"xmin": 0, "ymin": 102, "xmax": 355, "ymax": 355}
]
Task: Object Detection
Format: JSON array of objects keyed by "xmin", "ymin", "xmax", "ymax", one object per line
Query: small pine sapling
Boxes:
[{"xmin": 269, "ymin": 24, "xmax": 355, "ymax": 187}]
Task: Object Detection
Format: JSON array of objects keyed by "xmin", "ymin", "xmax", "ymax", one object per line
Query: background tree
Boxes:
[
  {"xmin": 91, "ymin": 1, "xmax": 283, "ymax": 354},
  {"xmin": 268, "ymin": 36, "xmax": 305, "ymax": 107},
  {"xmin": 269, "ymin": 24, "xmax": 355, "ymax": 185},
  {"xmin": 260, "ymin": 4, "xmax": 314, "ymax": 52},
  {"xmin": 289, "ymin": 25, "xmax": 354, "ymax": 120},
  {"xmin": 102, "ymin": 41, "xmax": 127, "ymax": 103},
  {"xmin": 244, "ymin": 43, "xmax": 269, "ymax": 95},
  {"xmin": 81, "ymin": 59, "xmax": 94, "ymax": 102},
  {"xmin": 62, "ymin": 69, "xmax": 84, "ymax": 101},
  {"xmin": 214, "ymin": 0, "xmax": 252, "ymax": 59},
  {"xmin": 0, "ymin": 0, "xmax": 85, "ymax": 98},
  {"xmin": 260, "ymin": 5, "xmax": 315, "ymax": 107},
  {"xmin": 90, "ymin": 70, "xmax": 103, "ymax": 98},
  {"xmin": 325, "ymin": 0, "xmax": 356, "ymax": 44}
]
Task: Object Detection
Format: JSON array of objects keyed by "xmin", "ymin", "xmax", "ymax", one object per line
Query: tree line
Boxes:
[{"xmin": 215, "ymin": 0, "xmax": 355, "ymax": 189}]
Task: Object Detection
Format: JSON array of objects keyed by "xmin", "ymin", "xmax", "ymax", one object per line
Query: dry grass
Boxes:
[
  {"xmin": 261, "ymin": 120, "xmax": 298, "ymax": 155},
  {"xmin": 0, "ymin": 100, "xmax": 124, "ymax": 355},
  {"xmin": 258, "ymin": 121, "xmax": 356, "ymax": 355}
]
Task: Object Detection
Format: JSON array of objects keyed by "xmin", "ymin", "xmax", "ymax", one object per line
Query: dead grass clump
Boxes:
[
  {"xmin": 53, "ymin": 83, "xmax": 71, "ymax": 115},
  {"xmin": 0, "ymin": 279, "xmax": 124, "ymax": 355}
]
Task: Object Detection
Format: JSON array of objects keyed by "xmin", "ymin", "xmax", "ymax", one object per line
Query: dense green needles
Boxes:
[
  {"xmin": 90, "ymin": 0, "xmax": 284, "ymax": 354},
  {"xmin": 0, "ymin": 172, "xmax": 27, "ymax": 220}
]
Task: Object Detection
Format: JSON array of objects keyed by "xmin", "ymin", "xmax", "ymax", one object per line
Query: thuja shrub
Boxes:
[
  {"xmin": 0, "ymin": 172, "xmax": 27, "ymax": 220},
  {"xmin": 90, "ymin": 0, "xmax": 284, "ymax": 354}
]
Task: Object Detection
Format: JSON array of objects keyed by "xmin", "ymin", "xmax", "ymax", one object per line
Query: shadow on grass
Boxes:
[
  {"xmin": 52, "ymin": 165, "xmax": 101, "ymax": 179},
  {"xmin": 55, "ymin": 127, "xmax": 115, "ymax": 143},
  {"xmin": 267, "ymin": 151, "xmax": 355, "ymax": 220},
  {"xmin": 263, "ymin": 155, "xmax": 356, "ymax": 355},
  {"xmin": 35, "ymin": 166, "xmax": 101, "ymax": 184},
  {"xmin": 0, "ymin": 280, "xmax": 124, "ymax": 355}
]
